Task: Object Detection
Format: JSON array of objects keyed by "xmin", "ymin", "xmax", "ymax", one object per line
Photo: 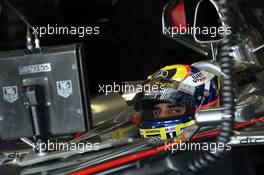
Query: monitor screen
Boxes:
[{"xmin": 0, "ymin": 44, "xmax": 92, "ymax": 140}]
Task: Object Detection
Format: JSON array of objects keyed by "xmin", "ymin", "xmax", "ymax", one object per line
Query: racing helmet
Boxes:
[{"xmin": 135, "ymin": 64, "xmax": 220, "ymax": 140}]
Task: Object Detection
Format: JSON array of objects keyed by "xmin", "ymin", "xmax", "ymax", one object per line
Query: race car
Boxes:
[{"xmin": 1, "ymin": 0, "xmax": 264, "ymax": 174}]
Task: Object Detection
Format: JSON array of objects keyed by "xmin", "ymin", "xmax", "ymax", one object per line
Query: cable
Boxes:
[
  {"xmin": 26, "ymin": 26, "xmax": 34, "ymax": 50},
  {"xmin": 2, "ymin": 0, "xmax": 33, "ymax": 29},
  {"xmin": 188, "ymin": 0, "xmax": 235, "ymax": 173},
  {"xmin": 2, "ymin": 0, "xmax": 41, "ymax": 49}
]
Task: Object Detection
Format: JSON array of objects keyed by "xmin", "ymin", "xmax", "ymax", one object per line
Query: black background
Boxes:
[{"xmin": 0, "ymin": 0, "xmax": 204, "ymax": 95}]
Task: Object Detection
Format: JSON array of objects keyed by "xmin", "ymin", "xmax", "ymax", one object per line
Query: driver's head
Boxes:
[{"xmin": 134, "ymin": 64, "xmax": 220, "ymax": 140}]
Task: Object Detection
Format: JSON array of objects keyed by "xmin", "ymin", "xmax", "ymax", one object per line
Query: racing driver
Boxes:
[{"xmin": 134, "ymin": 64, "xmax": 220, "ymax": 140}]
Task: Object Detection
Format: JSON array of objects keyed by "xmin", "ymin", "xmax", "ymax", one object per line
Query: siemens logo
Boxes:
[
  {"xmin": 18, "ymin": 63, "xmax": 51, "ymax": 75},
  {"xmin": 145, "ymin": 130, "xmax": 160, "ymax": 134}
]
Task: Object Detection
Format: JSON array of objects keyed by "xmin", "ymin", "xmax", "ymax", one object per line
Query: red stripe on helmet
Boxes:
[{"xmin": 182, "ymin": 64, "xmax": 191, "ymax": 81}]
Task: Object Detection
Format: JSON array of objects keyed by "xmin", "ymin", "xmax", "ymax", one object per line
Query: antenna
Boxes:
[{"xmin": 2, "ymin": 0, "xmax": 41, "ymax": 50}]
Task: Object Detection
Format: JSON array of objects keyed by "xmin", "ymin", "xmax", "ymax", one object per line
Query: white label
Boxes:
[{"xmin": 18, "ymin": 63, "xmax": 51, "ymax": 75}]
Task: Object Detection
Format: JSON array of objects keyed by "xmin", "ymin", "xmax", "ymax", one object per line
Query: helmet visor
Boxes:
[
  {"xmin": 134, "ymin": 79, "xmax": 196, "ymax": 121},
  {"xmin": 139, "ymin": 78, "xmax": 195, "ymax": 103}
]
